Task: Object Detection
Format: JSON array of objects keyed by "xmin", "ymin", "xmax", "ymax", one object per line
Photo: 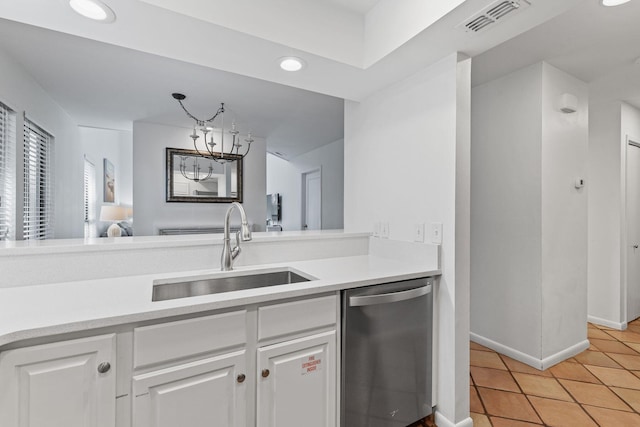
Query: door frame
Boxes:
[
  {"xmin": 301, "ymin": 168, "xmax": 322, "ymax": 230},
  {"xmin": 623, "ymin": 135, "xmax": 640, "ymax": 323}
]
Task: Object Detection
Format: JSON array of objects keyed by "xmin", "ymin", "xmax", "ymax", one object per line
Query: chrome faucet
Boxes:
[{"xmin": 221, "ymin": 202, "xmax": 252, "ymax": 271}]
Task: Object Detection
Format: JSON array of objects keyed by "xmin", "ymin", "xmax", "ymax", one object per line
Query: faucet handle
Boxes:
[{"xmin": 231, "ymin": 230, "xmax": 242, "ymax": 260}]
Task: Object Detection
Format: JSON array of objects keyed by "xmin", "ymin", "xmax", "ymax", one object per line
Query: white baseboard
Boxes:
[
  {"xmin": 540, "ymin": 339, "xmax": 590, "ymax": 370},
  {"xmin": 587, "ymin": 315, "xmax": 627, "ymax": 331},
  {"xmin": 470, "ymin": 332, "xmax": 544, "ymax": 369},
  {"xmin": 435, "ymin": 412, "xmax": 473, "ymax": 427},
  {"xmin": 470, "ymin": 333, "xmax": 590, "ymax": 370}
]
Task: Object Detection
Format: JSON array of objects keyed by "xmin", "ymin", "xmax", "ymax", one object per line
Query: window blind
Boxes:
[
  {"xmin": 0, "ymin": 102, "xmax": 16, "ymax": 241},
  {"xmin": 84, "ymin": 157, "xmax": 97, "ymax": 238},
  {"xmin": 23, "ymin": 117, "xmax": 54, "ymax": 240}
]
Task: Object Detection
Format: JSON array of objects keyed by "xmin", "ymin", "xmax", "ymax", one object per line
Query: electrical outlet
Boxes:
[
  {"xmin": 431, "ymin": 222, "xmax": 443, "ymax": 244},
  {"xmin": 373, "ymin": 222, "xmax": 381, "ymax": 237},
  {"xmin": 414, "ymin": 223, "xmax": 425, "ymax": 242},
  {"xmin": 381, "ymin": 222, "xmax": 389, "ymax": 239}
]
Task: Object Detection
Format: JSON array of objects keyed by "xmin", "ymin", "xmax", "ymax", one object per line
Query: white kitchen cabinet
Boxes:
[
  {"xmin": 131, "ymin": 310, "xmax": 248, "ymax": 427},
  {"xmin": 0, "ymin": 294, "xmax": 339, "ymax": 427},
  {"xmin": 0, "ymin": 334, "xmax": 116, "ymax": 427},
  {"xmin": 257, "ymin": 330, "xmax": 337, "ymax": 427},
  {"xmin": 130, "ymin": 295, "xmax": 339, "ymax": 427},
  {"xmin": 132, "ymin": 350, "xmax": 247, "ymax": 427}
]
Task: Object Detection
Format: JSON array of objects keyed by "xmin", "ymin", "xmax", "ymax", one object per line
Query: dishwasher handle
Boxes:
[{"xmin": 348, "ymin": 283, "xmax": 432, "ymax": 307}]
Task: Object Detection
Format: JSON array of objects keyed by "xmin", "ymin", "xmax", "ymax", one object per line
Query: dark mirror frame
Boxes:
[{"xmin": 166, "ymin": 147, "xmax": 243, "ymax": 203}]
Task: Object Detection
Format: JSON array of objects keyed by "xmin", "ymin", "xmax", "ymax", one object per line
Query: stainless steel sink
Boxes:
[{"xmin": 152, "ymin": 268, "xmax": 314, "ymax": 301}]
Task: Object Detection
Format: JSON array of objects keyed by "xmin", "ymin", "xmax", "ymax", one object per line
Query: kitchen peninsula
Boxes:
[{"xmin": 0, "ymin": 231, "xmax": 440, "ymax": 427}]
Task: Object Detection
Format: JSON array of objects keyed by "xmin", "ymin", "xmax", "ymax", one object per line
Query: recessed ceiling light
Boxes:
[
  {"xmin": 69, "ymin": 0, "xmax": 116, "ymax": 22},
  {"xmin": 279, "ymin": 57, "xmax": 305, "ymax": 72},
  {"xmin": 601, "ymin": 0, "xmax": 631, "ymax": 6}
]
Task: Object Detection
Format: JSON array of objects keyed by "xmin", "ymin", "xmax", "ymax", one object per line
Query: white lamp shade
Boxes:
[{"xmin": 100, "ymin": 205, "xmax": 128, "ymax": 221}]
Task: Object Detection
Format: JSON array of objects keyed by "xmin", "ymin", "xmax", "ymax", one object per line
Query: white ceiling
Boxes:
[
  {"xmin": 472, "ymin": 0, "xmax": 640, "ymax": 109},
  {"xmin": 0, "ymin": 19, "xmax": 344, "ymax": 159},
  {"xmin": 0, "ymin": 0, "xmax": 587, "ymax": 158},
  {"xmin": 322, "ymin": 0, "xmax": 379, "ymax": 14}
]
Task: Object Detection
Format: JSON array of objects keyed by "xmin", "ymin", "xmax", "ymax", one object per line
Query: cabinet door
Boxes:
[
  {"xmin": 133, "ymin": 350, "xmax": 247, "ymax": 427},
  {"xmin": 0, "ymin": 334, "xmax": 116, "ymax": 427},
  {"xmin": 257, "ymin": 330, "xmax": 336, "ymax": 427}
]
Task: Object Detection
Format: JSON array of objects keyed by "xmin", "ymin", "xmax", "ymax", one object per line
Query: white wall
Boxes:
[
  {"xmin": 132, "ymin": 121, "xmax": 266, "ymax": 236},
  {"xmin": 266, "ymin": 154, "xmax": 299, "ymax": 230},
  {"xmin": 293, "ymin": 139, "xmax": 344, "ymax": 230},
  {"xmin": 344, "ymin": 52, "xmax": 471, "ymax": 426},
  {"xmin": 0, "ymin": 47, "xmax": 83, "ymax": 239},
  {"xmin": 471, "ymin": 62, "xmax": 588, "ymax": 366},
  {"xmin": 588, "ymin": 101, "xmax": 623, "ymax": 326},
  {"xmin": 540, "ymin": 63, "xmax": 589, "ymax": 358},
  {"xmin": 471, "ymin": 62, "xmax": 544, "ymax": 358},
  {"xmin": 266, "ymin": 139, "xmax": 344, "ymax": 231},
  {"xmin": 80, "ymin": 127, "xmax": 133, "ymax": 234}
]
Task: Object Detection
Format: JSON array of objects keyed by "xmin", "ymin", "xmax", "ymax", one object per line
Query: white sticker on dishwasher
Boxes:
[{"xmin": 301, "ymin": 355, "xmax": 322, "ymax": 375}]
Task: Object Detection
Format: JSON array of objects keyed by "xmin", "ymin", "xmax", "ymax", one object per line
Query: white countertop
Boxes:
[{"xmin": 0, "ymin": 254, "xmax": 440, "ymax": 348}]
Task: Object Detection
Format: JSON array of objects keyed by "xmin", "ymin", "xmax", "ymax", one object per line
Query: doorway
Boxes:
[
  {"xmin": 627, "ymin": 136, "xmax": 640, "ymax": 321},
  {"xmin": 301, "ymin": 169, "xmax": 321, "ymax": 230}
]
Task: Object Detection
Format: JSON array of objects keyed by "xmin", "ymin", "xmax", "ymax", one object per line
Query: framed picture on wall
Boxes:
[{"xmin": 103, "ymin": 158, "xmax": 115, "ymax": 203}]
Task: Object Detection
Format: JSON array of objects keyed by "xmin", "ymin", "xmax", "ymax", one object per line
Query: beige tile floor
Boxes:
[{"xmin": 470, "ymin": 320, "xmax": 640, "ymax": 426}]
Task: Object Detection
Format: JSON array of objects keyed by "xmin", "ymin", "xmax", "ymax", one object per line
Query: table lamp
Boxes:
[{"xmin": 100, "ymin": 205, "xmax": 128, "ymax": 237}]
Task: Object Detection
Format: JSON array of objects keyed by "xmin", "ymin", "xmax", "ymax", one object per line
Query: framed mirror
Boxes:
[{"xmin": 166, "ymin": 147, "xmax": 243, "ymax": 203}]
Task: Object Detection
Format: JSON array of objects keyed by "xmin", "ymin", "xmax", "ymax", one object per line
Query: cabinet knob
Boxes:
[
  {"xmin": 237, "ymin": 374, "xmax": 246, "ymax": 383},
  {"xmin": 97, "ymin": 362, "xmax": 111, "ymax": 374},
  {"xmin": 261, "ymin": 369, "xmax": 270, "ymax": 378}
]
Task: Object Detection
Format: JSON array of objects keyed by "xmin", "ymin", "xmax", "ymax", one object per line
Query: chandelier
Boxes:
[
  {"xmin": 179, "ymin": 155, "xmax": 213, "ymax": 182},
  {"xmin": 172, "ymin": 93, "xmax": 254, "ymax": 164}
]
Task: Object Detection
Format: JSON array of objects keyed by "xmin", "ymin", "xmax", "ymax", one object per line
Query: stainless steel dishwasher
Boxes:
[{"xmin": 342, "ymin": 277, "xmax": 433, "ymax": 427}]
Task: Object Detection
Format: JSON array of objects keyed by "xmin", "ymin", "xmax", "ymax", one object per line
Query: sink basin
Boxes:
[{"xmin": 152, "ymin": 268, "xmax": 314, "ymax": 301}]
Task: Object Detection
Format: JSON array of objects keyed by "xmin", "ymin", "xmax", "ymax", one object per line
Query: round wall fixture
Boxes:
[
  {"xmin": 278, "ymin": 57, "xmax": 306, "ymax": 72},
  {"xmin": 601, "ymin": 0, "xmax": 631, "ymax": 6},
  {"xmin": 69, "ymin": 0, "xmax": 116, "ymax": 22}
]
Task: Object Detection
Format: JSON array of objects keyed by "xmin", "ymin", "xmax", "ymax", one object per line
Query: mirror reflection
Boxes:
[
  {"xmin": 0, "ymin": 18, "xmax": 345, "ymax": 240},
  {"xmin": 166, "ymin": 148, "xmax": 242, "ymax": 203}
]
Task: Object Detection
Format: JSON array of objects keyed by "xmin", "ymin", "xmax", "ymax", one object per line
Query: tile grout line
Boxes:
[
  {"xmin": 470, "ymin": 383, "xmax": 494, "ymax": 426},
  {"xmin": 497, "ymin": 352, "xmax": 547, "ymax": 426},
  {"xmin": 475, "ymin": 351, "xmax": 547, "ymax": 426},
  {"xmin": 552, "ymin": 370, "xmax": 602, "ymax": 427},
  {"xmin": 471, "ymin": 320, "xmax": 640, "ymax": 427}
]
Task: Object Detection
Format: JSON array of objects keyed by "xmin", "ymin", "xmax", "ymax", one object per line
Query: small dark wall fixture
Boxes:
[{"xmin": 166, "ymin": 147, "xmax": 243, "ymax": 203}]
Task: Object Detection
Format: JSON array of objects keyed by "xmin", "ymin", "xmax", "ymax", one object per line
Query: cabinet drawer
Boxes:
[
  {"xmin": 134, "ymin": 310, "xmax": 246, "ymax": 369},
  {"xmin": 258, "ymin": 295, "xmax": 337, "ymax": 342}
]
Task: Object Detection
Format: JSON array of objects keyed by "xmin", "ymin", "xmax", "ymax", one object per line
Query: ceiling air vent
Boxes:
[
  {"xmin": 458, "ymin": 0, "xmax": 531, "ymax": 34},
  {"xmin": 488, "ymin": 1, "xmax": 520, "ymax": 20}
]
